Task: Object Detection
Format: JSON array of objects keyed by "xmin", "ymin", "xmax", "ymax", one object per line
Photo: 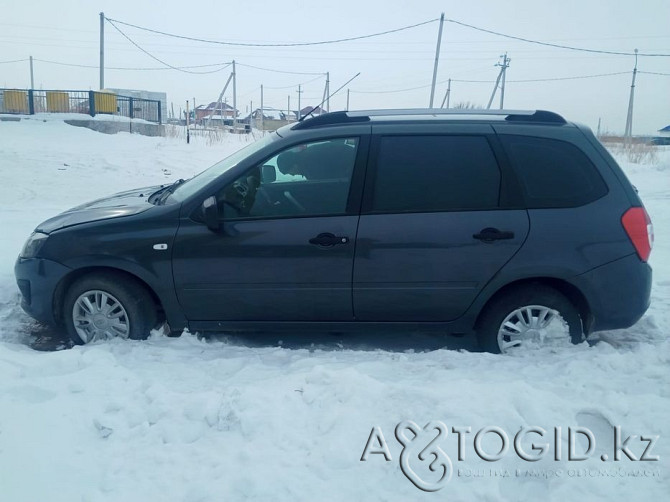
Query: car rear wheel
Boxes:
[
  {"xmin": 477, "ymin": 285, "xmax": 584, "ymax": 354},
  {"xmin": 64, "ymin": 273, "xmax": 157, "ymax": 345}
]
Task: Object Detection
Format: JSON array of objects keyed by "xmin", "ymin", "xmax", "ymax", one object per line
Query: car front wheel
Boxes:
[{"xmin": 63, "ymin": 273, "xmax": 157, "ymax": 345}]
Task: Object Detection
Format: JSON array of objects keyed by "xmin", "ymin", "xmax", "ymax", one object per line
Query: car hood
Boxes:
[{"xmin": 36, "ymin": 185, "xmax": 162, "ymax": 233}]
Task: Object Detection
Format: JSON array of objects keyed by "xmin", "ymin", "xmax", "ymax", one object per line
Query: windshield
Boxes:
[{"xmin": 169, "ymin": 133, "xmax": 277, "ymax": 202}]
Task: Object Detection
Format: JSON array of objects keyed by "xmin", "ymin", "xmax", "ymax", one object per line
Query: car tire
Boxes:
[
  {"xmin": 64, "ymin": 272, "xmax": 157, "ymax": 345},
  {"xmin": 476, "ymin": 285, "xmax": 584, "ymax": 354}
]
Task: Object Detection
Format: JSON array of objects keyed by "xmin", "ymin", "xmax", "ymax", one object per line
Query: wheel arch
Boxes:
[
  {"xmin": 474, "ymin": 277, "xmax": 593, "ymax": 334},
  {"xmin": 53, "ymin": 266, "xmax": 164, "ymax": 326}
]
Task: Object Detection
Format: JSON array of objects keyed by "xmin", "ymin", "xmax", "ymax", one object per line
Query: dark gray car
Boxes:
[{"xmin": 15, "ymin": 109, "xmax": 653, "ymax": 353}]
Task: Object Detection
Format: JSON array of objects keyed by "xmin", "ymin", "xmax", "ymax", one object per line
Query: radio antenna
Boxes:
[{"xmin": 299, "ymin": 72, "xmax": 361, "ymax": 121}]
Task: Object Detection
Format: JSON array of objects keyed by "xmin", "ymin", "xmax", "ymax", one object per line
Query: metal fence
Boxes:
[{"xmin": 0, "ymin": 88, "xmax": 162, "ymax": 124}]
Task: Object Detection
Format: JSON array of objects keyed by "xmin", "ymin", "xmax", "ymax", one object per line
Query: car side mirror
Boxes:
[
  {"xmin": 202, "ymin": 196, "xmax": 219, "ymax": 232},
  {"xmin": 261, "ymin": 164, "xmax": 276, "ymax": 183}
]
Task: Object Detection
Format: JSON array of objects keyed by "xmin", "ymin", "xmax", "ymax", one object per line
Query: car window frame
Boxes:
[
  {"xmin": 496, "ymin": 134, "xmax": 610, "ymax": 209},
  {"xmin": 361, "ymin": 132, "xmax": 522, "ymax": 215},
  {"xmin": 195, "ymin": 134, "xmax": 371, "ymax": 223}
]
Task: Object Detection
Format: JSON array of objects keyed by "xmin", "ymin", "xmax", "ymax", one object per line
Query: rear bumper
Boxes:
[
  {"xmin": 573, "ymin": 253, "xmax": 652, "ymax": 332},
  {"xmin": 14, "ymin": 257, "xmax": 72, "ymax": 324}
]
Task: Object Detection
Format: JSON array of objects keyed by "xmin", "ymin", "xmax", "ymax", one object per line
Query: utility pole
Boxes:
[
  {"xmin": 597, "ymin": 117, "xmax": 601, "ymax": 137},
  {"xmin": 260, "ymin": 84, "xmax": 264, "ymax": 132},
  {"xmin": 29, "ymin": 56, "xmax": 34, "ymax": 89},
  {"xmin": 624, "ymin": 49, "xmax": 638, "ymax": 144},
  {"xmin": 499, "ymin": 53, "xmax": 510, "ymax": 109},
  {"xmin": 429, "ymin": 12, "xmax": 445, "ymax": 108},
  {"xmin": 321, "ymin": 79, "xmax": 328, "ymax": 113},
  {"xmin": 185, "ymin": 100, "xmax": 190, "ymax": 144},
  {"xmin": 287, "ymin": 95, "xmax": 291, "ymax": 121},
  {"xmin": 297, "ymin": 84, "xmax": 302, "ymax": 120},
  {"xmin": 326, "ymin": 72, "xmax": 330, "ymax": 112},
  {"xmin": 207, "ymin": 72, "xmax": 233, "ymax": 130},
  {"xmin": 487, "ymin": 54, "xmax": 510, "ymax": 109},
  {"xmin": 232, "ymin": 59, "xmax": 237, "ymax": 131},
  {"xmin": 99, "ymin": 12, "xmax": 105, "ymax": 89},
  {"xmin": 346, "ymin": 88, "xmax": 350, "ymax": 111},
  {"xmin": 440, "ymin": 78, "xmax": 451, "ymax": 108}
]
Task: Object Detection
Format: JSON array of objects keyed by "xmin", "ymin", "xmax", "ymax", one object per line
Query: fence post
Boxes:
[
  {"xmin": 129, "ymin": 97, "xmax": 134, "ymax": 119},
  {"xmin": 89, "ymin": 91, "xmax": 96, "ymax": 117},
  {"xmin": 28, "ymin": 89, "xmax": 35, "ymax": 115},
  {"xmin": 157, "ymin": 100, "xmax": 162, "ymax": 124}
]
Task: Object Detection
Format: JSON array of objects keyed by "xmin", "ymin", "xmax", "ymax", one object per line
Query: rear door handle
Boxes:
[
  {"xmin": 473, "ymin": 227, "xmax": 515, "ymax": 242},
  {"xmin": 309, "ymin": 232, "xmax": 349, "ymax": 247}
]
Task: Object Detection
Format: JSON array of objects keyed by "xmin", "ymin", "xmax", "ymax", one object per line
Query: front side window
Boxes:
[
  {"xmin": 217, "ymin": 137, "xmax": 358, "ymax": 219},
  {"xmin": 170, "ymin": 133, "xmax": 277, "ymax": 203},
  {"xmin": 372, "ymin": 135, "xmax": 501, "ymax": 212}
]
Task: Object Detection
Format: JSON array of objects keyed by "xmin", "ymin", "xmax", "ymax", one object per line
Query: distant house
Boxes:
[
  {"xmin": 195, "ymin": 102, "xmax": 237, "ymax": 123},
  {"xmin": 659, "ymin": 125, "xmax": 670, "ymax": 137},
  {"xmin": 238, "ymin": 107, "xmax": 288, "ymax": 123},
  {"xmin": 237, "ymin": 107, "xmax": 296, "ymax": 131},
  {"xmin": 299, "ymin": 106, "xmax": 327, "ymax": 119}
]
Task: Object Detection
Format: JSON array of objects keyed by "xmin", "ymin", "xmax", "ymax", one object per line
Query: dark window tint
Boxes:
[
  {"xmin": 373, "ymin": 136, "xmax": 501, "ymax": 212},
  {"xmin": 500, "ymin": 135, "xmax": 607, "ymax": 208}
]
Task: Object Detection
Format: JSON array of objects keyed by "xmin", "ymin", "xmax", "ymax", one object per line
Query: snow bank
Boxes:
[{"xmin": 0, "ymin": 120, "xmax": 668, "ymax": 501}]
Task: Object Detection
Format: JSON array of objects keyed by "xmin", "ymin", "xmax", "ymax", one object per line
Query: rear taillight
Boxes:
[{"xmin": 621, "ymin": 207, "xmax": 653, "ymax": 262}]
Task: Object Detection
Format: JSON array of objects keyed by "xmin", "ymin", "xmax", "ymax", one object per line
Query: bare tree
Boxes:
[{"xmin": 452, "ymin": 101, "xmax": 482, "ymax": 109}]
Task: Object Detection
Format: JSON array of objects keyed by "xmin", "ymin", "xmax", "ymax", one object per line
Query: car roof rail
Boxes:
[
  {"xmin": 291, "ymin": 111, "xmax": 370, "ymax": 130},
  {"xmin": 291, "ymin": 109, "xmax": 566, "ymax": 130}
]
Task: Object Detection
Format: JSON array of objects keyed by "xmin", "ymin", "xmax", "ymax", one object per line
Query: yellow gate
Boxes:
[
  {"xmin": 4, "ymin": 90, "xmax": 29, "ymax": 113},
  {"xmin": 94, "ymin": 92, "xmax": 117, "ymax": 114},
  {"xmin": 46, "ymin": 91, "xmax": 70, "ymax": 112}
]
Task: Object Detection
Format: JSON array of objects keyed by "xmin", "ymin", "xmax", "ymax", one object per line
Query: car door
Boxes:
[
  {"xmin": 171, "ymin": 136, "xmax": 368, "ymax": 325},
  {"xmin": 353, "ymin": 126, "xmax": 529, "ymax": 321}
]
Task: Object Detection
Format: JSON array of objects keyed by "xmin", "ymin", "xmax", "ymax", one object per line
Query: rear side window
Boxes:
[
  {"xmin": 372, "ymin": 135, "xmax": 501, "ymax": 212},
  {"xmin": 500, "ymin": 135, "xmax": 607, "ymax": 208}
]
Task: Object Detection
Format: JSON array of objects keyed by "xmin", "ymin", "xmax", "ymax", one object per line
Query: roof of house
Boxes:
[
  {"xmin": 238, "ymin": 107, "xmax": 287, "ymax": 121},
  {"xmin": 196, "ymin": 102, "xmax": 236, "ymax": 111},
  {"xmin": 300, "ymin": 106, "xmax": 326, "ymax": 116},
  {"xmin": 659, "ymin": 125, "xmax": 670, "ymax": 132}
]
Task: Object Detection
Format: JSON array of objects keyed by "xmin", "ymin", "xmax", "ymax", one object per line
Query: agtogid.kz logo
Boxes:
[{"xmin": 360, "ymin": 421, "xmax": 660, "ymax": 492}]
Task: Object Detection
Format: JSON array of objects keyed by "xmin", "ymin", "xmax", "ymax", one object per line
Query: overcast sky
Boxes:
[{"xmin": 1, "ymin": 0, "xmax": 668, "ymax": 134}]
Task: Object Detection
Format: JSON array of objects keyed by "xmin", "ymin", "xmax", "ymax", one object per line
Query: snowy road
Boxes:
[{"xmin": 0, "ymin": 117, "xmax": 668, "ymax": 501}]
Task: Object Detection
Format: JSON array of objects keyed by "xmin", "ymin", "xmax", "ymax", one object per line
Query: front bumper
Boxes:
[
  {"xmin": 572, "ymin": 253, "xmax": 652, "ymax": 333},
  {"xmin": 14, "ymin": 257, "xmax": 72, "ymax": 324}
]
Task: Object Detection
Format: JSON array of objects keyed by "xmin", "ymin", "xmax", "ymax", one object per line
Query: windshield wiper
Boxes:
[{"xmin": 156, "ymin": 178, "xmax": 186, "ymax": 205}]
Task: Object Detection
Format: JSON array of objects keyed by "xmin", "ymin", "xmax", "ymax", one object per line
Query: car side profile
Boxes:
[{"xmin": 15, "ymin": 109, "xmax": 653, "ymax": 353}]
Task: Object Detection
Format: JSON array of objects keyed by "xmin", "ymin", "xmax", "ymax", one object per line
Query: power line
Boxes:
[
  {"xmin": 264, "ymin": 75, "xmax": 325, "ymax": 90},
  {"xmin": 351, "ymin": 81, "xmax": 442, "ymax": 94},
  {"xmin": 34, "ymin": 58, "xmax": 231, "ymax": 72},
  {"xmin": 0, "ymin": 58, "xmax": 29, "ymax": 64},
  {"xmin": 454, "ymin": 71, "xmax": 631, "ymax": 83},
  {"xmin": 104, "ymin": 16, "xmax": 439, "ymax": 47},
  {"xmin": 353, "ymin": 71, "xmax": 639, "ymax": 94},
  {"xmin": 236, "ymin": 62, "xmax": 325, "ymax": 76},
  {"xmin": 106, "ymin": 18, "xmax": 327, "ymax": 76},
  {"xmin": 106, "ymin": 18, "xmax": 231, "ymax": 74},
  {"xmin": 445, "ymin": 18, "xmax": 670, "ymax": 57},
  {"xmin": 639, "ymin": 70, "xmax": 670, "ymax": 76}
]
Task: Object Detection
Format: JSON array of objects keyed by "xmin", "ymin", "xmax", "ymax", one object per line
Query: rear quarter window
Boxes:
[{"xmin": 499, "ymin": 135, "xmax": 608, "ymax": 208}]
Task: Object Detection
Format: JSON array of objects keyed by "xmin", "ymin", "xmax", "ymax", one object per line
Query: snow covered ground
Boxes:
[{"xmin": 0, "ymin": 117, "xmax": 668, "ymax": 501}]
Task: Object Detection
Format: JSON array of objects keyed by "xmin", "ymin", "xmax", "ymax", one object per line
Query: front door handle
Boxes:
[
  {"xmin": 473, "ymin": 227, "xmax": 515, "ymax": 242},
  {"xmin": 309, "ymin": 232, "xmax": 349, "ymax": 247}
]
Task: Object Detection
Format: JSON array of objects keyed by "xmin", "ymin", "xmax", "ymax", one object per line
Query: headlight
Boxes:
[{"xmin": 20, "ymin": 232, "xmax": 49, "ymax": 258}]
